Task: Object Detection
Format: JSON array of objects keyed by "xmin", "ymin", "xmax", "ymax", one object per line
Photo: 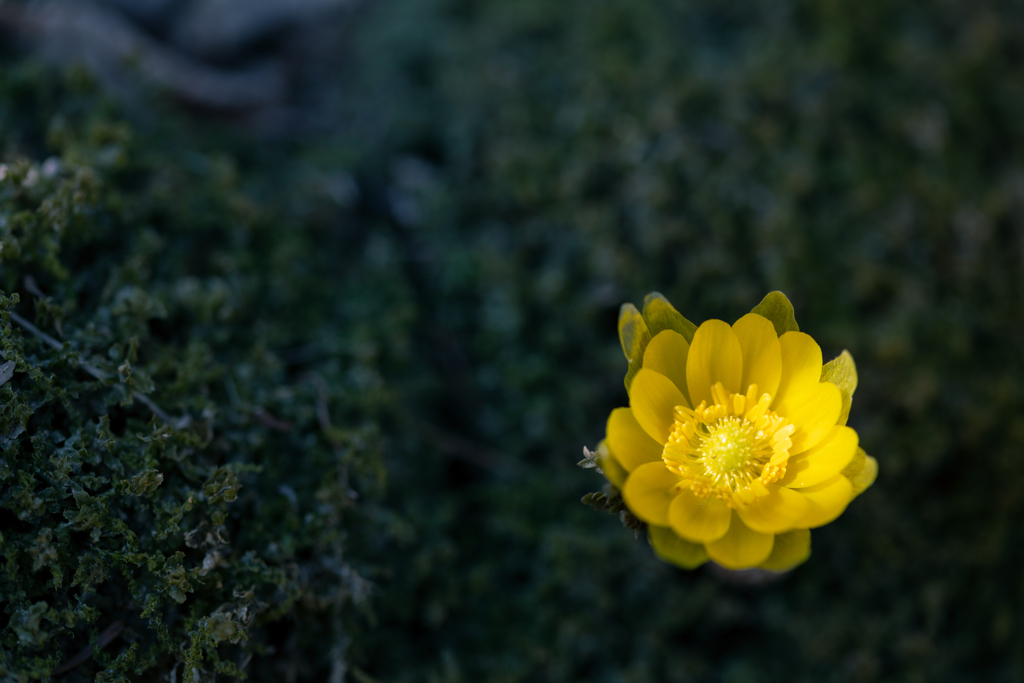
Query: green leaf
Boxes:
[
  {"xmin": 618, "ymin": 303, "xmax": 652, "ymax": 391},
  {"xmin": 622, "ymin": 509, "xmax": 645, "ymax": 538},
  {"xmin": 648, "ymin": 525, "xmax": 708, "ymax": 569},
  {"xmin": 580, "ymin": 491, "xmax": 625, "ymax": 515},
  {"xmin": 842, "ymin": 448, "xmax": 878, "ymax": 496},
  {"xmin": 759, "ymin": 529, "xmax": 811, "ymax": 572},
  {"xmin": 126, "ymin": 469, "xmax": 164, "ymax": 496},
  {"xmin": 641, "ymin": 292, "xmax": 697, "ymax": 343},
  {"xmin": 12, "ymin": 601, "xmax": 50, "ymax": 647},
  {"xmin": 204, "ymin": 467, "xmax": 241, "ymax": 503},
  {"xmin": 751, "ymin": 291, "xmax": 799, "ymax": 337},
  {"xmin": 821, "ymin": 350, "xmax": 858, "ymax": 426}
]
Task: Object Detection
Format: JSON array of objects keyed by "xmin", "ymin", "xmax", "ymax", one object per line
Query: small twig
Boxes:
[
  {"xmin": 253, "ymin": 407, "xmax": 293, "ymax": 431},
  {"xmin": 1, "ymin": 0, "xmax": 288, "ymax": 110},
  {"xmin": 302, "ymin": 372, "xmax": 334, "ymax": 437},
  {"xmin": 23, "ymin": 275, "xmax": 64, "ymax": 337},
  {"xmin": 133, "ymin": 392, "xmax": 189, "ymax": 428},
  {"xmin": 10, "ymin": 310, "xmax": 66, "ymax": 352},
  {"xmin": 52, "ymin": 620, "xmax": 125, "ymax": 675},
  {"xmin": 9, "ymin": 310, "xmax": 189, "ymax": 428},
  {"xmin": 707, "ymin": 563, "xmax": 789, "ymax": 586},
  {"xmin": 301, "ymin": 373, "xmax": 359, "ymax": 500},
  {"xmin": 23, "ymin": 275, "xmax": 46, "ymax": 300},
  {"xmin": 10, "ymin": 310, "xmax": 104, "ymax": 379},
  {"xmin": 406, "ymin": 415, "xmax": 520, "ymax": 475}
]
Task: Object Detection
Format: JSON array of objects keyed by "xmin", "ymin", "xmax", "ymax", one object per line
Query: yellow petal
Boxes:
[
  {"xmin": 629, "ymin": 368, "xmax": 687, "ymax": 444},
  {"xmin": 648, "ymin": 525, "xmax": 708, "ymax": 570},
  {"xmin": 736, "ymin": 485, "xmax": 809, "ymax": 534},
  {"xmin": 596, "ymin": 439, "xmax": 628, "ymax": 489},
  {"xmin": 686, "ymin": 320, "xmax": 743, "ymax": 408},
  {"xmin": 779, "ymin": 426, "xmax": 858, "ymax": 488},
  {"xmin": 759, "ymin": 529, "xmax": 811, "ymax": 572},
  {"xmin": 621, "ymin": 462, "xmax": 682, "ymax": 526},
  {"xmin": 606, "ymin": 408, "xmax": 664, "ymax": 472},
  {"xmin": 795, "ymin": 475, "xmax": 854, "ymax": 528},
  {"xmin": 732, "ymin": 313, "xmax": 781, "ymax": 399},
  {"xmin": 784, "ymin": 382, "xmax": 842, "ymax": 454},
  {"xmin": 705, "ymin": 511, "xmax": 775, "ymax": 569},
  {"xmin": 773, "ymin": 332, "xmax": 823, "ymax": 411},
  {"xmin": 643, "ymin": 330, "xmax": 691, "ymax": 406},
  {"xmin": 667, "ymin": 488, "xmax": 732, "ymax": 542}
]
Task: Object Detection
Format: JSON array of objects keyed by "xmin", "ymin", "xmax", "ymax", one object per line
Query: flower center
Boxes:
[
  {"xmin": 662, "ymin": 382, "xmax": 796, "ymax": 508},
  {"xmin": 700, "ymin": 416, "xmax": 756, "ymax": 483}
]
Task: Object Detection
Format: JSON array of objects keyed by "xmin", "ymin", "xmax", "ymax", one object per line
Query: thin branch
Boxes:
[
  {"xmin": 10, "ymin": 310, "xmax": 105, "ymax": 379},
  {"xmin": 52, "ymin": 620, "xmax": 125, "ymax": 675},
  {"xmin": 302, "ymin": 372, "xmax": 335, "ymax": 437},
  {"xmin": 133, "ymin": 391, "xmax": 189, "ymax": 429},
  {"xmin": 405, "ymin": 414, "xmax": 522, "ymax": 476},
  {"xmin": 23, "ymin": 275, "xmax": 46, "ymax": 300},
  {"xmin": 253, "ymin": 407, "xmax": 293, "ymax": 431},
  {"xmin": 9, "ymin": 310, "xmax": 189, "ymax": 428},
  {"xmin": 0, "ymin": 0, "xmax": 288, "ymax": 109}
]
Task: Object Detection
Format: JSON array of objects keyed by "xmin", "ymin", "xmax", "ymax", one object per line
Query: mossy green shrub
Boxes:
[
  {"xmin": 0, "ymin": 69, "xmax": 398, "ymax": 681},
  {"xmin": 5, "ymin": 0, "xmax": 1024, "ymax": 680}
]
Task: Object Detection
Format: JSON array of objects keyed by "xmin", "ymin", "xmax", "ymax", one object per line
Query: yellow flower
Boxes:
[{"xmin": 596, "ymin": 292, "xmax": 877, "ymax": 572}]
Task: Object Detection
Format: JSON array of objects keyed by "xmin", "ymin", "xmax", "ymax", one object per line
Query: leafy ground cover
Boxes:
[{"xmin": 3, "ymin": 0, "xmax": 1024, "ymax": 681}]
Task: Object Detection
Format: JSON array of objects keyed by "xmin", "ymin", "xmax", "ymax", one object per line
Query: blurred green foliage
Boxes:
[
  {"xmin": 0, "ymin": 63, "xmax": 399, "ymax": 681},
  {"xmin": 3, "ymin": 0, "xmax": 1024, "ymax": 681}
]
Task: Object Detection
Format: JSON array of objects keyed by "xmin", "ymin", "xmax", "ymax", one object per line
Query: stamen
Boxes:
[
  {"xmin": 772, "ymin": 424, "xmax": 796, "ymax": 443},
  {"xmin": 710, "ymin": 382, "xmax": 730, "ymax": 407},
  {"xmin": 745, "ymin": 383, "xmax": 759, "ymax": 407},
  {"xmin": 745, "ymin": 392, "xmax": 772, "ymax": 422},
  {"xmin": 661, "ymin": 382, "xmax": 794, "ymax": 508},
  {"xmin": 673, "ymin": 405, "xmax": 695, "ymax": 422}
]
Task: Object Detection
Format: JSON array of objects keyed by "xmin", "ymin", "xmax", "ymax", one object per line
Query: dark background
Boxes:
[{"xmin": 1, "ymin": 1, "xmax": 1023, "ymax": 681}]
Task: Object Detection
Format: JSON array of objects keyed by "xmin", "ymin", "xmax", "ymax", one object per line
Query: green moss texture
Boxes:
[{"xmin": 3, "ymin": 0, "xmax": 1024, "ymax": 681}]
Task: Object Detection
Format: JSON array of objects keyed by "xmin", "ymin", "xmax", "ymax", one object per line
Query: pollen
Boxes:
[
  {"xmin": 701, "ymin": 417, "xmax": 756, "ymax": 481},
  {"xmin": 662, "ymin": 382, "xmax": 795, "ymax": 508}
]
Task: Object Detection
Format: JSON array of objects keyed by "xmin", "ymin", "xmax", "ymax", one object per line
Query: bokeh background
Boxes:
[{"xmin": 2, "ymin": 1, "xmax": 1023, "ymax": 681}]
